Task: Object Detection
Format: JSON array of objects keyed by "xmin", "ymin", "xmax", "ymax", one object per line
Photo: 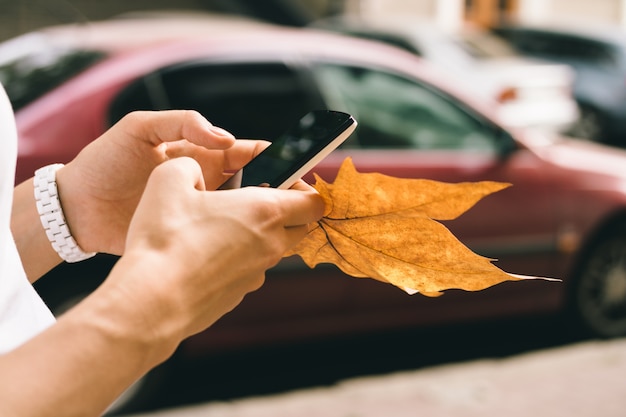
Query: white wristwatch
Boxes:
[{"xmin": 34, "ymin": 164, "xmax": 97, "ymax": 263}]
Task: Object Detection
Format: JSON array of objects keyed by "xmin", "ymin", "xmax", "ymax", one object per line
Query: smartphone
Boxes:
[{"xmin": 219, "ymin": 110, "xmax": 357, "ymax": 190}]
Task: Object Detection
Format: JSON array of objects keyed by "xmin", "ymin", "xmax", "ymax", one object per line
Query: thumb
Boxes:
[{"xmin": 126, "ymin": 157, "xmax": 206, "ymax": 251}]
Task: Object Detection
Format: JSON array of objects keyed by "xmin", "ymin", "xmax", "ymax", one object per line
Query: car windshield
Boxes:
[{"xmin": 0, "ymin": 33, "xmax": 105, "ymax": 111}]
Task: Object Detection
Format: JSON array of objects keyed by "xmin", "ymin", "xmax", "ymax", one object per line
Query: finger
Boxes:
[
  {"xmin": 166, "ymin": 139, "xmax": 271, "ymax": 190},
  {"xmin": 149, "ymin": 156, "xmax": 206, "ymax": 192},
  {"xmin": 289, "ymin": 180, "xmax": 316, "ymax": 191},
  {"xmin": 163, "ymin": 139, "xmax": 269, "ymax": 170},
  {"xmin": 277, "ymin": 189, "xmax": 325, "ymax": 227},
  {"xmin": 221, "ymin": 139, "xmax": 271, "ymax": 171},
  {"xmin": 124, "ymin": 110, "xmax": 236, "ymax": 150}
]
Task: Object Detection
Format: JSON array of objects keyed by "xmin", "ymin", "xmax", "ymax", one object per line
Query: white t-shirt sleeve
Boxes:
[{"xmin": 0, "ymin": 83, "xmax": 55, "ymax": 354}]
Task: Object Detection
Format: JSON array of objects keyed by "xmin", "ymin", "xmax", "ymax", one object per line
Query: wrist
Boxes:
[
  {"xmin": 11, "ymin": 179, "xmax": 63, "ymax": 281},
  {"xmin": 73, "ymin": 285, "xmax": 177, "ymax": 369},
  {"xmin": 101, "ymin": 252, "xmax": 187, "ymax": 356}
]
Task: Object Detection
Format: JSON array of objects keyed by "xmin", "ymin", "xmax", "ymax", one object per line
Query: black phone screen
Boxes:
[{"xmin": 236, "ymin": 110, "xmax": 355, "ymax": 188}]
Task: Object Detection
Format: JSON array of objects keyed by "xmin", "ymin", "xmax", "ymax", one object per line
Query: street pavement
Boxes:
[{"xmin": 123, "ymin": 337, "xmax": 626, "ymax": 417}]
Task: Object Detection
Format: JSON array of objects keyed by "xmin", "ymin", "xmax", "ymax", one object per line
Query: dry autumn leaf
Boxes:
[{"xmin": 286, "ymin": 157, "xmax": 550, "ymax": 296}]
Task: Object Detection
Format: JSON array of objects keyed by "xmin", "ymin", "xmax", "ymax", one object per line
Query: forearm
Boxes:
[
  {"xmin": 11, "ymin": 178, "xmax": 63, "ymax": 282},
  {"xmin": 0, "ymin": 257, "xmax": 180, "ymax": 417}
]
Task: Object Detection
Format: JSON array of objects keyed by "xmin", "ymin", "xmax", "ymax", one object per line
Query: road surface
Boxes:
[{"xmin": 123, "ymin": 337, "xmax": 626, "ymax": 417}]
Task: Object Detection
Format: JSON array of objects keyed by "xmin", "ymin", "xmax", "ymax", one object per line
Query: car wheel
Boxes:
[
  {"xmin": 570, "ymin": 228, "xmax": 626, "ymax": 338},
  {"xmin": 567, "ymin": 105, "xmax": 605, "ymax": 143}
]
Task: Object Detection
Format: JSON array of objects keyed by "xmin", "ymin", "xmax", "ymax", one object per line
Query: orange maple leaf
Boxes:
[{"xmin": 286, "ymin": 157, "xmax": 552, "ymax": 296}]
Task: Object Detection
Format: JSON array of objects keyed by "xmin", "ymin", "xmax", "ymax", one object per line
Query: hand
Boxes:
[
  {"xmin": 55, "ymin": 110, "xmax": 268, "ymax": 255},
  {"xmin": 106, "ymin": 157, "xmax": 325, "ymax": 340}
]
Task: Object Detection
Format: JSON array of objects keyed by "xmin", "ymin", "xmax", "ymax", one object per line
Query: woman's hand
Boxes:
[
  {"xmin": 105, "ymin": 156, "xmax": 325, "ymax": 342},
  {"xmin": 56, "ymin": 110, "xmax": 267, "ymax": 255}
]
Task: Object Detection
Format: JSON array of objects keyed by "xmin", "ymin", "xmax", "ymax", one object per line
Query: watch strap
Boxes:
[{"xmin": 33, "ymin": 164, "xmax": 96, "ymax": 263}]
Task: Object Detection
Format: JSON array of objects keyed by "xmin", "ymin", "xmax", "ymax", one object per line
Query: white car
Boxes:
[{"xmin": 311, "ymin": 16, "xmax": 579, "ymax": 133}]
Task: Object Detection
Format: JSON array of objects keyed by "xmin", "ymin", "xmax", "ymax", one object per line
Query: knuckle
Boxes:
[
  {"xmin": 120, "ymin": 110, "xmax": 148, "ymax": 124},
  {"xmin": 249, "ymin": 190, "xmax": 283, "ymax": 222},
  {"xmin": 182, "ymin": 109, "xmax": 207, "ymax": 127}
]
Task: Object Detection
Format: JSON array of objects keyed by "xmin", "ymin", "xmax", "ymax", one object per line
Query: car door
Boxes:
[{"xmin": 303, "ymin": 62, "xmax": 561, "ymax": 325}]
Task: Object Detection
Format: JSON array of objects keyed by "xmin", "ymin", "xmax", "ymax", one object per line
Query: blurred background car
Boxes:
[
  {"xmin": 4, "ymin": 12, "xmax": 626, "ymax": 414},
  {"xmin": 309, "ymin": 15, "xmax": 579, "ymax": 134},
  {"xmin": 492, "ymin": 22, "xmax": 626, "ymax": 147}
]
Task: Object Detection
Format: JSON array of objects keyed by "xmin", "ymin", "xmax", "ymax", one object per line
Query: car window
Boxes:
[
  {"xmin": 108, "ymin": 70, "xmax": 175, "ymax": 126},
  {"xmin": 110, "ymin": 61, "xmax": 326, "ymax": 140},
  {"xmin": 499, "ymin": 30, "xmax": 619, "ymax": 68},
  {"xmin": 311, "ymin": 63, "xmax": 500, "ymax": 152},
  {"xmin": 108, "ymin": 75, "xmax": 155, "ymax": 125},
  {"xmin": 165, "ymin": 62, "xmax": 326, "ymax": 140},
  {"xmin": 346, "ymin": 30, "xmax": 422, "ymax": 55},
  {"xmin": 0, "ymin": 33, "xmax": 104, "ymax": 111},
  {"xmin": 558, "ymin": 39, "xmax": 620, "ymax": 68}
]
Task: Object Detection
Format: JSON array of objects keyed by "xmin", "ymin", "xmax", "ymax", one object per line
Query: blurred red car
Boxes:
[{"xmin": 4, "ymin": 12, "xmax": 626, "ymax": 413}]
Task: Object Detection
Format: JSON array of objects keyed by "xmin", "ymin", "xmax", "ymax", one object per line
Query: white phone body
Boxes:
[{"xmin": 219, "ymin": 110, "xmax": 357, "ymax": 190}]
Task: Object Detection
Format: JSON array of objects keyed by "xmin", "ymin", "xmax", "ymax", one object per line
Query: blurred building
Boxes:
[
  {"xmin": 345, "ymin": 0, "xmax": 626, "ymax": 30},
  {"xmin": 0, "ymin": 0, "xmax": 338, "ymax": 41},
  {"xmin": 2, "ymin": 0, "xmax": 626, "ymax": 41}
]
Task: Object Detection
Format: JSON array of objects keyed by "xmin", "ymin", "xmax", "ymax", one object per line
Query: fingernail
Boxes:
[{"xmin": 209, "ymin": 125, "xmax": 235, "ymax": 139}]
